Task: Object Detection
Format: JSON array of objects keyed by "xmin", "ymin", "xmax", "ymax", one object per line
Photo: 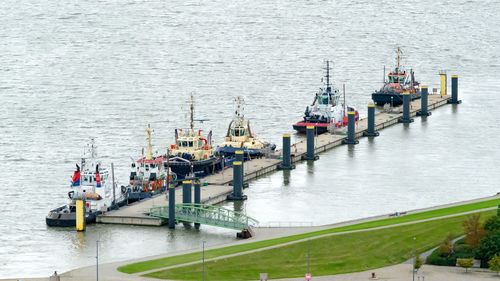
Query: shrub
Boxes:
[
  {"xmin": 476, "ymin": 231, "xmax": 500, "ymax": 268},
  {"xmin": 457, "ymin": 258, "xmax": 474, "ymax": 272},
  {"xmin": 414, "ymin": 254, "xmax": 423, "ymax": 271},
  {"xmin": 488, "ymin": 254, "xmax": 500, "ymax": 275},
  {"xmin": 426, "ymin": 250, "xmax": 456, "ymax": 266},
  {"xmin": 483, "ymin": 216, "xmax": 500, "ymax": 233},
  {"xmin": 426, "ymin": 242, "xmax": 474, "ymax": 266}
]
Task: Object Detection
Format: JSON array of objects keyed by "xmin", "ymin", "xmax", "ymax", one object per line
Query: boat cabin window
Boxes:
[
  {"xmin": 188, "ymin": 141, "xmax": 193, "ymax": 147},
  {"xmin": 319, "ymin": 94, "xmax": 329, "ymax": 105},
  {"xmin": 182, "ymin": 141, "xmax": 187, "ymax": 147},
  {"xmin": 232, "ymin": 126, "xmax": 245, "ymax": 137}
]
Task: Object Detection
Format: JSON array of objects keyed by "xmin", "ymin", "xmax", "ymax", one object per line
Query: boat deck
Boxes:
[{"xmin": 97, "ymin": 94, "xmax": 451, "ymax": 226}]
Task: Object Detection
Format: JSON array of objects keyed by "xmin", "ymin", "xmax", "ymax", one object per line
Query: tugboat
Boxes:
[
  {"xmin": 46, "ymin": 139, "xmax": 127, "ymax": 227},
  {"xmin": 293, "ymin": 61, "xmax": 359, "ymax": 134},
  {"xmin": 216, "ymin": 97, "xmax": 276, "ymax": 159},
  {"xmin": 372, "ymin": 47, "xmax": 421, "ymax": 106},
  {"xmin": 126, "ymin": 124, "xmax": 177, "ymax": 202},
  {"xmin": 168, "ymin": 93, "xmax": 222, "ymax": 179}
]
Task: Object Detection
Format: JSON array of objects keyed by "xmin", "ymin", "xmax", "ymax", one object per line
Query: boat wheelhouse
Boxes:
[
  {"xmin": 293, "ymin": 60, "xmax": 359, "ymax": 134},
  {"xmin": 168, "ymin": 93, "xmax": 222, "ymax": 179},
  {"xmin": 216, "ymin": 97, "xmax": 275, "ymax": 159}
]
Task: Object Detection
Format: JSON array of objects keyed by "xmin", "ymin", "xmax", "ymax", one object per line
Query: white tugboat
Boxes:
[
  {"xmin": 126, "ymin": 124, "xmax": 176, "ymax": 202},
  {"xmin": 216, "ymin": 96, "xmax": 275, "ymax": 159},
  {"xmin": 293, "ymin": 61, "xmax": 359, "ymax": 134},
  {"xmin": 168, "ymin": 93, "xmax": 222, "ymax": 179},
  {"xmin": 46, "ymin": 139, "xmax": 127, "ymax": 227}
]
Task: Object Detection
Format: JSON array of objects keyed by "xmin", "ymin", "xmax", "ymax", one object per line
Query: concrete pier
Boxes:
[{"xmin": 97, "ymin": 94, "xmax": 452, "ymax": 226}]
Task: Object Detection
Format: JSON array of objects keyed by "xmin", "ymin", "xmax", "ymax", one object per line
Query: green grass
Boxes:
[
  {"xmin": 146, "ymin": 210, "xmax": 496, "ymax": 280},
  {"xmin": 118, "ymin": 198, "xmax": 500, "ymax": 274}
]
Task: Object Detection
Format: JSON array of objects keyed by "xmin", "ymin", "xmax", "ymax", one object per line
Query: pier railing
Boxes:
[{"xmin": 149, "ymin": 203, "xmax": 259, "ymax": 231}]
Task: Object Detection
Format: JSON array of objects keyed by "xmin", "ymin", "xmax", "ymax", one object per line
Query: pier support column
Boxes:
[
  {"xmin": 194, "ymin": 181, "xmax": 201, "ymax": 228},
  {"xmin": 417, "ymin": 86, "xmax": 432, "ymax": 116},
  {"xmin": 235, "ymin": 150, "xmax": 248, "ymax": 188},
  {"xmin": 168, "ymin": 185, "xmax": 175, "ymax": 229},
  {"xmin": 448, "ymin": 75, "xmax": 462, "ymax": 104},
  {"xmin": 398, "ymin": 92, "xmax": 414, "ymax": 123},
  {"xmin": 363, "ymin": 104, "xmax": 379, "ymax": 137},
  {"xmin": 342, "ymin": 112, "xmax": 359, "ymax": 144},
  {"xmin": 302, "ymin": 126, "xmax": 319, "ymax": 160},
  {"xmin": 278, "ymin": 134, "xmax": 295, "ymax": 170},
  {"xmin": 227, "ymin": 162, "xmax": 247, "ymax": 200}
]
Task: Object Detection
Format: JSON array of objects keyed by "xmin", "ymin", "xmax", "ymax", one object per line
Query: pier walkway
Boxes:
[{"xmin": 97, "ymin": 94, "xmax": 451, "ymax": 226}]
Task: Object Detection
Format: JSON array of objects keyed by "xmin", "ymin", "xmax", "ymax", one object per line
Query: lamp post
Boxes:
[
  {"xmin": 202, "ymin": 241, "xmax": 206, "ymax": 281},
  {"xmin": 413, "ymin": 237, "xmax": 416, "ymax": 281},
  {"xmin": 307, "ymin": 238, "xmax": 311, "ymax": 274}
]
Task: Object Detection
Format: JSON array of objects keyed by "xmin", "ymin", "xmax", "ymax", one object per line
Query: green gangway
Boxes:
[{"xmin": 149, "ymin": 203, "xmax": 259, "ymax": 231}]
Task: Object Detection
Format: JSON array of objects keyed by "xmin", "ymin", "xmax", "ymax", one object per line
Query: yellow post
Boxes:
[
  {"xmin": 440, "ymin": 72, "xmax": 447, "ymax": 96},
  {"xmin": 76, "ymin": 199, "xmax": 85, "ymax": 231}
]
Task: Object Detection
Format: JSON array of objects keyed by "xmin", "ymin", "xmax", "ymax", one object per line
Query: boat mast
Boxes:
[
  {"xmin": 190, "ymin": 92, "xmax": 194, "ymax": 134},
  {"xmin": 146, "ymin": 124, "xmax": 153, "ymax": 160},
  {"xmin": 325, "ymin": 60, "xmax": 331, "ymax": 91},
  {"xmin": 396, "ymin": 47, "xmax": 402, "ymax": 72}
]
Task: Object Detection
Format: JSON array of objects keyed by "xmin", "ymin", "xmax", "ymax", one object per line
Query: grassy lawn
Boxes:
[
  {"xmin": 118, "ymin": 198, "xmax": 500, "ymax": 274},
  {"xmin": 146, "ymin": 210, "xmax": 496, "ymax": 280}
]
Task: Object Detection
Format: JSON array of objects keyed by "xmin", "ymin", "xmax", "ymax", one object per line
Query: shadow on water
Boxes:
[
  {"xmin": 306, "ymin": 159, "xmax": 315, "ymax": 175},
  {"xmin": 282, "ymin": 170, "xmax": 291, "ymax": 186},
  {"xmin": 346, "ymin": 143, "xmax": 356, "ymax": 158},
  {"xmin": 232, "ymin": 200, "xmax": 244, "ymax": 213}
]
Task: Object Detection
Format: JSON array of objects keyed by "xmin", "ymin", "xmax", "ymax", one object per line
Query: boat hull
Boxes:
[
  {"xmin": 169, "ymin": 157, "xmax": 222, "ymax": 179},
  {"xmin": 372, "ymin": 91, "xmax": 421, "ymax": 106},
  {"xmin": 293, "ymin": 122, "xmax": 330, "ymax": 134},
  {"xmin": 45, "ymin": 206, "xmax": 98, "ymax": 227},
  {"xmin": 215, "ymin": 145, "xmax": 275, "ymax": 159}
]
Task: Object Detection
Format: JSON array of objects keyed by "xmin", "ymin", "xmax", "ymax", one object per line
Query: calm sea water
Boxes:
[{"xmin": 1, "ymin": 0, "xmax": 499, "ymax": 277}]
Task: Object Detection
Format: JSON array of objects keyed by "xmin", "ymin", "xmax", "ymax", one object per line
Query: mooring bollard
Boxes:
[
  {"xmin": 398, "ymin": 92, "xmax": 414, "ymax": 123},
  {"xmin": 363, "ymin": 104, "xmax": 379, "ymax": 137},
  {"xmin": 168, "ymin": 185, "xmax": 175, "ymax": 229},
  {"xmin": 182, "ymin": 180, "xmax": 192, "ymax": 204},
  {"xmin": 448, "ymin": 75, "xmax": 462, "ymax": 104},
  {"xmin": 417, "ymin": 86, "xmax": 431, "ymax": 116},
  {"xmin": 75, "ymin": 199, "xmax": 85, "ymax": 232},
  {"xmin": 278, "ymin": 134, "xmax": 295, "ymax": 170},
  {"xmin": 302, "ymin": 126, "xmax": 319, "ymax": 160},
  {"xmin": 342, "ymin": 111, "xmax": 359, "ymax": 144},
  {"xmin": 194, "ymin": 181, "xmax": 201, "ymax": 228},
  {"xmin": 227, "ymin": 161, "xmax": 247, "ymax": 200}
]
